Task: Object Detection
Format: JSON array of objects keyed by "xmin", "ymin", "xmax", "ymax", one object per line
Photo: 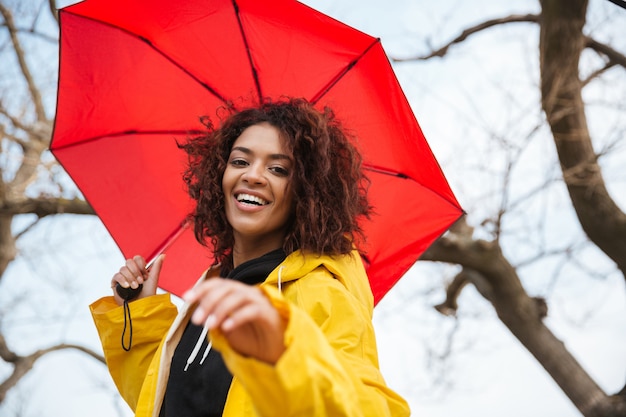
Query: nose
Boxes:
[{"xmin": 241, "ymin": 161, "xmax": 266, "ymax": 185}]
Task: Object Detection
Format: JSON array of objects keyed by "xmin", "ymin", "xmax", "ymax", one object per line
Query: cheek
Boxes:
[
  {"xmin": 282, "ymin": 189, "xmax": 296, "ymax": 216},
  {"xmin": 221, "ymin": 168, "xmax": 234, "ymax": 191}
]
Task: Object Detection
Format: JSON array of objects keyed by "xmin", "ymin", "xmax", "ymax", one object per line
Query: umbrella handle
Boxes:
[
  {"xmin": 116, "ymin": 283, "xmax": 143, "ymax": 351},
  {"xmin": 115, "ymin": 283, "xmax": 143, "ymax": 301}
]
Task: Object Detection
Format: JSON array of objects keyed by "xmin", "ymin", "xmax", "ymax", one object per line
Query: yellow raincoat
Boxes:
[{"xmin": 90, "ymin": 250, "xmax": 410, "ymax": 416}]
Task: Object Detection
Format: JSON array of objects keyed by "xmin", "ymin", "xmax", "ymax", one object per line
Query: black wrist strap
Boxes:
[{"xmin": 121, "ymin": 299, "xmax": 134, "ymax": 351}]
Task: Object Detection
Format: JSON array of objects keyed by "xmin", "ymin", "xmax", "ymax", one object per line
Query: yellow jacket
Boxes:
[{"xmin": 90, "ymin": 250, "xmax": 410, "ymax": 416}]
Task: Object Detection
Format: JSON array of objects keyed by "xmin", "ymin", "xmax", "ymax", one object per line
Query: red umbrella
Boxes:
[{"xmin": 50, "ymin": 0, "xmax": 463, "ymax": 304}]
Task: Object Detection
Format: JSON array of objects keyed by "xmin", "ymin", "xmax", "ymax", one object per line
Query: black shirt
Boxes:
[{"xmin": 159, "ymin": 249, "xmax": 286, "ymax": 417}]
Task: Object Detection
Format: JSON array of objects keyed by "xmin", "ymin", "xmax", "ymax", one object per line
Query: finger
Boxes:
[
  {"xmin": 183, "ymin": 277, "xmax": 229, "ymax": 305},
  {"xmin": 220, "ymin": 301, "xmax": 266, "ymax": 332},
  {"xmin": 148, "ymin": 254, "xmax": 166, "ymax": 283},
  {"xmin": 128, "ymin": 256, "xmax": 148, "ymax": 284},
  {"xmin": 207, "ymin": 287, "xmax": 260, "ymax": 329},
  {"xmin": 111, "ymin": 272, "xmax": 131, "ymax": 289},
  {"xmin": 186, "ymin": 280, "xmax": 253, "ymax": 326},
  {"xmin": 113, "ymin": 257, "xmax": 145, "ymax": 289},
  {"xmin": 113, "ymin": 268, "xmax": 137, "ymax": 288},
  {"xmin": 133, "ymin": 254, "xmax": 148, "ymax": 272},
  {"xmin": 187, "ymin": 281, "xmax": 238, "ymax": 325}
]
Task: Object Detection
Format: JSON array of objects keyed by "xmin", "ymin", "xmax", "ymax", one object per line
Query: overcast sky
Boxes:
[{"xmin": 1, "ymin": 1, "xmax": 625, "ymax": 416}]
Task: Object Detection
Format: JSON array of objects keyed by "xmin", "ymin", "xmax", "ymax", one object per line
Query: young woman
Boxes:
[{"xmin": 90, "ymin": 98, "xmax": 410, "ymax": 417}]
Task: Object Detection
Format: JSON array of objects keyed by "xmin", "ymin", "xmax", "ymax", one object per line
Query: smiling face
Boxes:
[{"xmin": 222, "ymin": 122, "xmax": 295, "ymax": 260}]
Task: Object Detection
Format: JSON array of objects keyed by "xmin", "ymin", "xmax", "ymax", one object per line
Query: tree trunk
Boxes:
[
  {"xmin": 0, "ymin": 215, "xmax": 16, "ymax": 279},
  {"xmin": 424, "ymin": 226, "xmax": 626, "ymax": 416},
  {"xmin": 539, "ymin": 0, "xmax": 626, "ymax": 277}
]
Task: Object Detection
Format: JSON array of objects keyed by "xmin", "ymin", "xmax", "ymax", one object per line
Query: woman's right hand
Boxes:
[{"xmin": 111, "ymin": 254, "xmax": 165, "ymax": 306}]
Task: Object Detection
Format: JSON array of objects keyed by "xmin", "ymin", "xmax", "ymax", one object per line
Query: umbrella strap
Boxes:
[{"xmin": 121, "ymin": 300, "xmax": 134, "ymax": 351}]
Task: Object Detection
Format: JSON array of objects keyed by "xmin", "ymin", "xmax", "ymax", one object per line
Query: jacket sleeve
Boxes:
[
  {"xmin": 90, "ymin": 294, "xmax": 177, "ymax": 410},
  {"xmin": 211, "ymin": 269, "xmax": 410, "ymax": 417}
]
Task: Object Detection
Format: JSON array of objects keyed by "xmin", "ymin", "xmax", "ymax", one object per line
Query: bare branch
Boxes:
[
  {"xmin": 0, "ymin": 123, "xmax": 29, "ymax": 150},
  {"xmin": 421, "ymin": 228, "xmax": 621, "ymax": 415},
  {"xmin": 0, "ymin": 23, "xmax": 58, "ymax": 43},
  {"xmin": 0, "ymin": 333, "xmax": 18, "ymax": 363},
  {"xmin": 582, "ymin": 62, "xmax": 620, "ymax": 87},
  {"xmin": 38, "ymin": 343, "xmax": 106, "ymax": 364},
  {"xmin": 0, "ymin": 197, "xmax": 94, "ymax": 217},
  {"xmin": 0, "ymin": 104, "xmax": 35, "ymax": 145},
  {"xmin": 585, "ymin": 36, "xmax": 626, "ymax": 71},
  {"xmin": 434, "ymin": 269, "xmax": 470, "ymax": 316},
  {"xmin": 540, "ymin": 0, "xmax": 626, "ymax": 277},
  {"xmin": 48, "ymin": 0, "xmax": 59, "ymax": 24},
  {"xmin": 13, "ymin": 217, "xmax": 40, "ymax": 240},
  {"xmin": 392, "ymin": 14, "xmax": 539, "ymax": 62},
  {"xmin": 581, "ymin": 36, "xmax": 626, "ymax": 85},
  {"xmin": 0, "ymin": 4, "xmax": 47, "ymax": 122},
  {"xmin": 0, "ymin": 332, "xmax": 105, "ymax": 403}
]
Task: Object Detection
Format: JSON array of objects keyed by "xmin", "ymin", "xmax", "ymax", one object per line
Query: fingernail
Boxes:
[
  {"xmin": 205, "ymin": 314, "xmax": 216, "ymax": 329},
  {"xmin": 222, "ymin": 318, "xmax": 234, "ymax": 331},
  {"xmin": 191, "ymin": 307, "xmax": 205, "ymax": 324}
]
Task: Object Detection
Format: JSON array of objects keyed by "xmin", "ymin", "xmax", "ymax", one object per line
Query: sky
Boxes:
[{"xmin": 1, "ymin": 0, "xmax": 626, "ymax": 416}]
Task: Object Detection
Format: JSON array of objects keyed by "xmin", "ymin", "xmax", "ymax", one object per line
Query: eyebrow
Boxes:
[{"xmin": 230, "ymin": 146, "xmax": 292, "ymax": 161}]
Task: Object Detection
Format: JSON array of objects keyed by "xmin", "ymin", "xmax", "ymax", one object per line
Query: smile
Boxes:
[{"xmin": 236, "ymin": 193, "xmax": 269, "ymax": 206}]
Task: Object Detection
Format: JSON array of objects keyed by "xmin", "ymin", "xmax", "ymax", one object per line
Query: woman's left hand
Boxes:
[{"xmin": 183, "ymin": 278, "xmax": 286, "ymax": 365}]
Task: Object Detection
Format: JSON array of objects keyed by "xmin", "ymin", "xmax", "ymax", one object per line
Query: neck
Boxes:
[{"xmin": 231, "ymin": 239, "xmax": 283, "ymax": 268}]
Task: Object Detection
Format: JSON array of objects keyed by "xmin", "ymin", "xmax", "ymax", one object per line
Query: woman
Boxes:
[{"xmin": 90, "ymin": 98, "xmax": 410, "ymax": 417}]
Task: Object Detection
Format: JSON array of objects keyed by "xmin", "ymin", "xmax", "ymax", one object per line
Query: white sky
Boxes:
[{"xmin": 1, "ymin": 1, "xmax": 625, "ymax": 416}]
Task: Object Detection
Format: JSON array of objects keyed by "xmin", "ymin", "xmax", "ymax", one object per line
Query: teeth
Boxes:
[{"xmin": 236, "ymin": 193, "xmax": 268, "ymax": 206}]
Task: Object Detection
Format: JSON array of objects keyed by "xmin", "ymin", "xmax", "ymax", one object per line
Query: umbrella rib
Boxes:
[
  {"xmin": 50, "ymin": 130, "xmax": 206, "ymax": 151},
  {"xmin": 135, "ymin": 35, "xmax": 230, "ymax": 104},
  {"xmin": 62, "ymin": 11, "xmax": 230, "ymax": 105},
  {"xmin": 231, "ymin": 0, "xmax": 263, "ymax": 103},
  {"xmin": 145, "ymin": 218, "xmax": 194, "ymax": 265},
  {"xmin": 310, "ymin": 37, "xmax": 381, "ymax": 105},
  {"xmin": 364, "ymin": 164, "xmax": 464, "ymax": 210},
  {"xmin": 363, "ymin": 164, "xmax": 409, "ymax": 179}
]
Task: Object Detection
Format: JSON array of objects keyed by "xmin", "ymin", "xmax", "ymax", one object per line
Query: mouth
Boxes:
[{"xmin": 236, "ymin": 193, "xmax": 270, "ymax": 206}]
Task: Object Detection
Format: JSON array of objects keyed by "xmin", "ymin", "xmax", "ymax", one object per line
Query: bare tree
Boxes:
[
  {"xmin": 402, "ymin": 0, "xmax": 626, "ymax": 415},
  {"xmin": 0, "ymin": 0, "xmax": 625, "ymax": 416},
  {"xmin": 0, "ymin": 0, "xmax": 102, "ymax": 405}
]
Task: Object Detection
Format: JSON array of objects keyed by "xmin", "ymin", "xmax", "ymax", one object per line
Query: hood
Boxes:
[{"xmin": 263, "ymin": 249, "xmax": 374, "ymax": 312}]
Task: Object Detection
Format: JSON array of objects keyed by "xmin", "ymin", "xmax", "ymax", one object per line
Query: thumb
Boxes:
[{"xmin": 149, "ymin": 253, "xmax": 166, "ymax": 283}]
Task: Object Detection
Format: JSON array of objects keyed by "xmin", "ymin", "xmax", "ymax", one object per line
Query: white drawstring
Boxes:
[
  {"xmin": 184, "ymin": 266, "xmax": 284, "ymax": 371},
  {"xmin": 199, "ymin": 340, "xmax": 212, "ymax": 365},
  {"xmin": 184, "ymin": 318, "xmax": 211, "ymax": 371}
]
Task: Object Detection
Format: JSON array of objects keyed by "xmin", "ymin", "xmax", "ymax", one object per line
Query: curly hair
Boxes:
[{"xmin": 179, "ymin": 97, "xmax": 371, "ymax": 266}]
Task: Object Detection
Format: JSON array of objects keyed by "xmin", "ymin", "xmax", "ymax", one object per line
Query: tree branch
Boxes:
[
  {"xmin": 0, "ymin": 197, "xmax": 94, "ymax": 217},
  {"xmin": 0, "ymin": 23, "xmax": 58, "ymax": 43},
  {"xmin": 422, "ymin": 225, "xmax": 621, "ymax": 416},
  {"xmin": 391, "ymin": 12, "xmax": 626, "ymax": 75},
  {"xmin": 0, "ymin": 104, "xmax": 37, "ymax": 146},
  {"xmin": 48, "ymin": 0, "xmax": 59, "ymax": 24},
  {"xmin": 539, "ymin": 0, "xmax": 626, "ymax": 277},
  {"xmin": 0, "ymin": 332, "xmax": 105, "ymax": 403},
  {"xmin": 585, "ymin": 36, "xmax": 626, "ymax": 71},
  {"xmin": 0, "ymin": 4, "xmax": 47, "ymax": 122},
  {"xmin": 392, "ymin": 14, "xmax": 540, "ymax": 62}
]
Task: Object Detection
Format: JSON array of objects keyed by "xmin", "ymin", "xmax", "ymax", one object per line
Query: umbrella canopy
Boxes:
[{"xmin": 50, "ymin": 0, "xmax": 463, "ymax": 304}]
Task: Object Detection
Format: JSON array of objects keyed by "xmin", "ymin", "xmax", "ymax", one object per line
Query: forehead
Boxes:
[{"xmin": 231, "ymin": 122, "xmax": 291, "ymax": 156}]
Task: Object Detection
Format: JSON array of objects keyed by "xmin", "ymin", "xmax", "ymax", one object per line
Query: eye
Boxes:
[
  {"xmin": 269, "ymin": 165, "xmax": 289, "ymax": 176},
  {"xmin": 229, "ymin": 158, "xmax": 248, "ymax": 167}
]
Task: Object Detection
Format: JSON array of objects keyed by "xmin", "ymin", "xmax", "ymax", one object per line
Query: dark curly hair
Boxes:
[{"xmin": 180, "ymin": 97, "xmax": 371, "ymax": 266}]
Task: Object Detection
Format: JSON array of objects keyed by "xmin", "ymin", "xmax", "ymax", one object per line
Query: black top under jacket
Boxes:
[{"xmin": 159, "ymin": 249, "xmax": 287, "ymax": 417}]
